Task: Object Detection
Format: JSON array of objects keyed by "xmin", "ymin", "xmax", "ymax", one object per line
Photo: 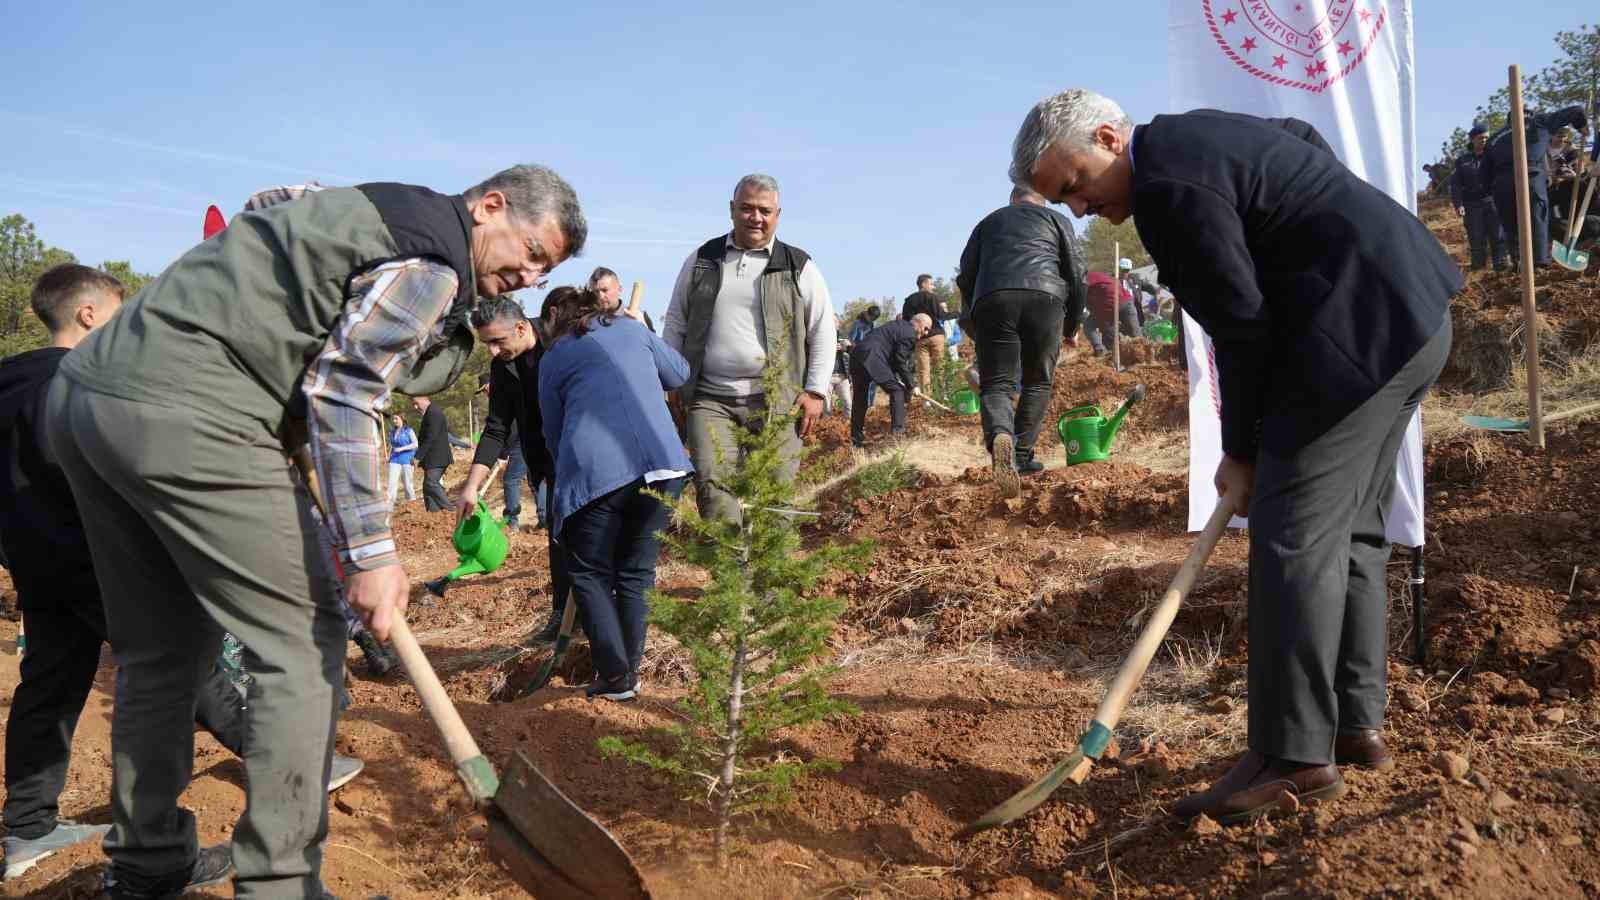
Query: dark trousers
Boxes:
[
  {"xmin": 1247, "ymin": 319, "xmax": 1451, "ymax": 766},
  {"xmin": 848, "ymin": 359, "xmax": 905, "ymax": 446},
  {"xmin": 1463, "ymin": 198, "xmax": 1510, "ymax": 270},
  {"xmin": 502, "ymin": 452, "xmax": 531, "ymax": 522},
  {"xmin": 973, "ymin": 289, "xmax": 1064, "ymax": 457},
  {"xmin": 5, "ymin": 594, "xmax": 247, "ymax": 841},
  {"xmin": 544, "ymin": 481, "xmax": 570, "ymax": 619},
  {"xmin": 562, "ymin": 477, "xmax": 684, "ymax": 682},
  {"xmin": 1494, "ymin": 175, "xmax": 1551, "ymax": 266},
  {"xmin": 422, "ymin": 466, "xmax": 450, "ymax": 512}
]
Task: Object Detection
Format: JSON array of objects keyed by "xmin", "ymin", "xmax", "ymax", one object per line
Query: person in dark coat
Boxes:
[
  {"xmin": 956, "ymin": 185, "xmax": 1086, "ymax": 496},
  {"xmin": 846, "ymin": 305, "xmax": 882, "ymax": 409},
  {"xmin": 848, "ymin": 314, "xmax": 931, "ymax": 448},
  {"xmin": 1450, "ymin": 122, "xmax": 1511, "ymax": 271},
  {"xmin": 1012, "ymin": 91, "xmax": 1462, "ymax": 823},
  {"xmin": 900, "ymin": 275, "xmax": 957, "ymax": 396},
  {"xmin": 463, "ymin": 298, "xmax": 569, "ymax": 640},
  {"xmin": 1486, "ymin": 105, "xmax": 1589, "ymax": 270},
  {"xmin": 412, "ymin": 394, "xmax": 453, "ymax": 511}
]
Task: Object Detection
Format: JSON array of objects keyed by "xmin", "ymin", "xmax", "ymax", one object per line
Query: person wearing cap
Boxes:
[
  {"xmin": 1450, "ymin": 122, "xmax": 1510, "ymax": 272},
  {"xmin": 1486, "ymin": 105, "xmax": 1589, "ymax": 270}
]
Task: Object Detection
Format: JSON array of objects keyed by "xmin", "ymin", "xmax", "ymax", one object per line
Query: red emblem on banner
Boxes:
[{"xmin": 1203, "ymin": 0, "xmax": 1386, "ymax": 93}]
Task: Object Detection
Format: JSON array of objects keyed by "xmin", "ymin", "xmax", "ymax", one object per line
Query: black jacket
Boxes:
[
  {"xmin": 956, "ymin": 203, "xmax": 1087, "ymax": 336},
  {"xmin": 849, "ymin": 319, "xmax": 918, "ymax": 393},
  {"xmin": 473, "ymin": 318, "xmax": 554, "ymax": 481},
  {"xmin": 1449, "ymin": 149, "xmax": 1495, "ymax": 206},
  {"xmin": 0, "ymin": 347, "xmax": 97, "ymax": 605},
  {"xmin": 900, "ymin": 291, "xmax": 954, "ymax": 337},
  {"xmin": 415, "ymin": 402, "xmax": 453, "ymax": 469},
  {"xmin": 1487, "ymin": 106, "xmax": 1589, "ymax": 190},
  {"xmin": 1130, "ymin": 110, "xmax": 1461, "ymax": 459}
]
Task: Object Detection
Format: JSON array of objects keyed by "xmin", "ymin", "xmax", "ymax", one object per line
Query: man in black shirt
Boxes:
[{"xmin": 412, "ymin": 394, "xmax": 453, "ymax": 511}]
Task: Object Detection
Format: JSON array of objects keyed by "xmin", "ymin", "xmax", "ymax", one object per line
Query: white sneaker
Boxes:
[{"xmin": 3, "ymin": 820, "xmax": 111, "ymax": 880}]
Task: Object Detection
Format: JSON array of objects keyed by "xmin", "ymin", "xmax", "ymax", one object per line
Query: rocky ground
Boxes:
[{"xmin": 3, "ymin": 198, "xmax": 1599, "ymax": 898}]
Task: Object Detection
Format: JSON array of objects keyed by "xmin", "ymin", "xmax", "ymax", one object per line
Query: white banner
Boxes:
[{"xmin": 1170, "ymin": 0, "xmax": 1426, "ymax": 545}]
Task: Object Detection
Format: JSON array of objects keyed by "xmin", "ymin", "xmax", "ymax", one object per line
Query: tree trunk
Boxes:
[{"xmin": 714, "ymin": 631, "xmax": 746, "ymax": 867}]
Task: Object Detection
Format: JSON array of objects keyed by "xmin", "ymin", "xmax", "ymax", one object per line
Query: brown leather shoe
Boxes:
[
  {"xmin": 1172, "ymin": 751, "xmax": 1346, "ymax": 825},
  {"xmin": 1334, "ymin": 729, "xmax": 1395, "ymax": 771}
]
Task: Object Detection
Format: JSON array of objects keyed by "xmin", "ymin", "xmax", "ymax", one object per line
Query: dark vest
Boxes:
[{"xmin": 678, "ymin": 236, "xmax": 813, "ymax": 406}]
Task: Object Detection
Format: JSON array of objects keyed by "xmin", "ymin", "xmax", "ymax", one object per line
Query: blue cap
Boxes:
[{"xmin": 1469, "ymin": 122, "xmax": 1488, "ymax": 136}]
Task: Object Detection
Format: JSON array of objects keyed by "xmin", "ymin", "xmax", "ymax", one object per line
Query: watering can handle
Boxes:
[{"xmin": 1062, "ymin": 405, "xmax": 1103, "ymax": 421}]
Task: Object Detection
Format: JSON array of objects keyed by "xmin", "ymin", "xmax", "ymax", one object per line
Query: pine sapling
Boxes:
[{"xmin": 599, "ymin": 365, "xmax": 872, "ymax": 865}]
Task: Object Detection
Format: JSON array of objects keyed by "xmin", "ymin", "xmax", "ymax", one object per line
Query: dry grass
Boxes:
[{"xmin": 1427, "ymin": 343, "xmax": 1600, "ymax": 442}]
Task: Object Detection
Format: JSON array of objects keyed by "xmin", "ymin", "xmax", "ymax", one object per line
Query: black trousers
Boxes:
[
  {"xmin": 848, "ymin": 359, "xmax": 905, "ymax": 445},
  {"xmin": 1493, "ymin": 174, "xmax": 1551, "ymax": 266},
  {"xmin": 973, "ymin": 289, "xmax": 1064, "ymax": 457},
  {"xmin": 1247, "ymin": 319, "xmax": 1450, "ymax": 765},
  {"xmin": 421, "ymin": 466, "xmax": 450, "ymax": 512},
  {"xmin": 1463, "ymin": 198, "xmax": 1509, "ymax": 270},
  {"xmin": 562, "ymin": 477, "xmax": 684, "ymax": 682},
  {"xmin": 545, "ymin": 480, "xmax": 571, "ymax": 620},
  {"xmin": 4, "ymin": 593, "xmax": 245, "ymax": 840}
]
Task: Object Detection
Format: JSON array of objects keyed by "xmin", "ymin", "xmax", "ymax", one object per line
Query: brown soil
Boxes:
[{"xmin": 5, "ymin": 197, "xmax": 1600, "ymax": 899}]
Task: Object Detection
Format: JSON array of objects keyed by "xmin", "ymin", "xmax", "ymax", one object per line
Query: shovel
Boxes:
[
  {"xmin": 961, "ymin": 499, "xmax": 1235, "ymax": 835},
  {"xmin": 1461, "ymin": 399, "xmax": 1600, "ymax": 433},
  {"xmin": 292, "ymin": 451, "xmax": 650, "ymax": 898},
  {"xmin": 1553, "ymin": 118, "xmax": 1599, "ymax": 272}
]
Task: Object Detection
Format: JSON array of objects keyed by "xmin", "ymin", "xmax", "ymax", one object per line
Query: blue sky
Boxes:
[{"xmin": 3, "ymin": 2, "xmax": 1588, "ymax": 321}]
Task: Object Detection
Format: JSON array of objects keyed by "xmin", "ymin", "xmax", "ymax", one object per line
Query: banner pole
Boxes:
[{"xmin": 1409, "ymin": 545, "xmax": 1427, "ymax": 667}]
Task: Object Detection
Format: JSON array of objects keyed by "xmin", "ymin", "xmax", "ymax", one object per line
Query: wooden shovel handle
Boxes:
[
  {"xmin": 1089, "ymin": 500, "xmax": 1235, "ymax": 731},
  {"xmin": 389, "ymin": 615, "xmax": 488, "ymax": 768},
  {"xmin": 627, "ymin": 281, "xmax": 644, "ymax": 314}
]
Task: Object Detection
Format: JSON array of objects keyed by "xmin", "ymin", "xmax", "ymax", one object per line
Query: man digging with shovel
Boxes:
[
  {"xmin": 1012, "ymin": 90, "xmax": 1461, "ymax": 823},
  {"xmin": 48, "ymin": 167, "xmax": 585, "ymax": 898}
]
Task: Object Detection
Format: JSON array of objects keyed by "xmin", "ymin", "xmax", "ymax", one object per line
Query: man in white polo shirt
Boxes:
[{"xmin": 662, "ymin": 173, "xmax": 836, "ymax": 523}]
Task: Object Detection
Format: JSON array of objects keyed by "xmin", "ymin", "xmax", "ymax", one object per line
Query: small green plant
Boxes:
[
  {"xmin": 599, "ymin": 364, "xmax": 874, "ymax": 866},
  {"xmin": 925, "ymin": 341, "xmax": 966, "ymax": 409},
  {"xmin": 849, "ymin": 453, "xmax": 920, "ymax": 500}
]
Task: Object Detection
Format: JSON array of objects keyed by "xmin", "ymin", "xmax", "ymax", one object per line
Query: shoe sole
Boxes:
[
  {"xmin": 1216, "ymin": 779, "xmax": 1348, "ymax": 826},
  {"xmin": 992, "ymin": 434, "xmax": 1020, "ymax": 499},
  {"xmin": 1334, "ymin": 754, "xmax": 1395, "ymax": 772},
  {"xmin": 589, "ymin": 689, "xmax": 637, "ymax": 702},
  {"xmin": 4, "ymin": 852, "xmax": 50, "ymax": 881},
  {"xmin": 327, "ymin": 760, "xmax": 365, "ymax": 792}
]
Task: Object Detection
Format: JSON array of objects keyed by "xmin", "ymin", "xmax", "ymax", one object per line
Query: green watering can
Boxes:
[
  {"xmin": 951, "ymin": 389, "xmax": 980, "ymax": 415},
  {"xmin": 424, "ymin": 501, "xmax": 509, "ymax": 598},
  {"xmin": 1057, "ymin": 383, "xmax": 1145, "ymax": 465}
]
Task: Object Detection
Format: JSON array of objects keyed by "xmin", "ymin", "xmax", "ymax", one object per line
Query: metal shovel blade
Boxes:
[
  {"xmin": 492, "ymin": 751, "xmax": 651, "ymax": 899},
  {"xmin": 1461, "ymin": 414, "xmax": 1531, "ymax": 433},
  {"xmin": 959, "ymin": 748, "xmax": 1087, "ymax": 837},
  {"xmin": 1552, "ymin": 240, "xmax": 1590, "ymax": 272}
]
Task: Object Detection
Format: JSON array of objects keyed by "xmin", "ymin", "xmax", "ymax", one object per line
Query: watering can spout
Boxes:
[
  {"xmin": 448, "ymin": 559, "xmax": 488, "ymax": 580},
  {"xmin": 1102, "ymin": 383, "xmax": 1146, "ymax": 446}
]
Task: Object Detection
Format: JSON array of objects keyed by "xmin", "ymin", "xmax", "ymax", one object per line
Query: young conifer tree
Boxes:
[{"xmin": 599, "ymin": 363, "xmax": 872, "ymax": 865}]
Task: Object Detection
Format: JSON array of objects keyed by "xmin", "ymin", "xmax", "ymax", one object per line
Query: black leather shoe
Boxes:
[{"xmin": 1334, "ymin": 729, "xmax": 1395, "ymax": 771}]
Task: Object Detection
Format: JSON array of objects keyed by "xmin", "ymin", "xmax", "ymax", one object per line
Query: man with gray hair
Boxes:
[
  {"xmin": 662, "ymin": 173, "xmax": 836, "ymax": 523},
  {"xmin": 1011, "ymin": 90, "xmax": 1460, "ymax": 823},
  {"xmin": 50, "ymin": 165, "xmax": 584, "ymax": 897}
]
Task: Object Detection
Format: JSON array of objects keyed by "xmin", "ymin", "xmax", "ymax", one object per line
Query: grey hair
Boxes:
[
  {"xmin": 1009, "ymin": 89, "xmax": 1133, "ymax": 187},
  {"xmin": 911, "ymin": 313, "xmax": 934, "ymax": 329},
  {"xmin": 733, "ymin": 173, "xmax": 780, "ymax": 199},
  {"xmin": 469, "ymin": 295, "xmax": 527, "ymax": 330},
  {"xmin": 463, "ymin": 164, "xmax": 588, "ymax": 259}
]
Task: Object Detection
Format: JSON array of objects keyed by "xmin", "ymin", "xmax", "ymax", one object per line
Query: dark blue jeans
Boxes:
[
  {"xmin": 502, "ymin": 451, "xmax": 530, "ymax": 522},
  {"xmin": 561, "ymin": 477, "xmax": 685, "ymax": 682},
  {"xmin": 1495, "ymin": 175, "xmax": 1551, "ymax": 266}
]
